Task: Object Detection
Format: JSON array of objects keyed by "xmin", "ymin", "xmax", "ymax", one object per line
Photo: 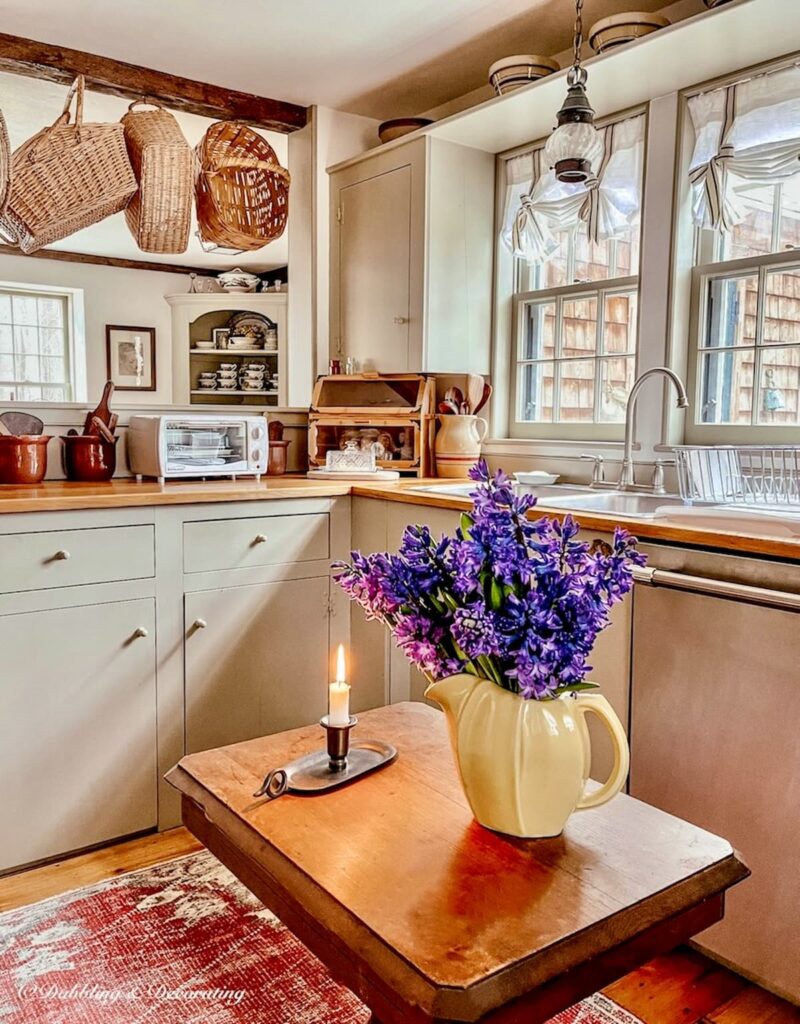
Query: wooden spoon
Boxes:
[
  {"xmin": 474, "ymin": 382, "xmax": 493, "ymax": 415},
  {"xmin": 438, "ymin": 400, "xmax": 458, "ymax": 415},
  {"xmin": 466, "ymin": 375, "xmax": 485, "ymax": 415},
  {"xmin": 91, "ymin": 416, "xmax": 116, "ymax": 443}
]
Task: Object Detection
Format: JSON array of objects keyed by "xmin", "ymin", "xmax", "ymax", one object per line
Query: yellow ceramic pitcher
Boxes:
[{"xmin": 425, "ymin": 674, "xmax": 629, "ymax": 838}]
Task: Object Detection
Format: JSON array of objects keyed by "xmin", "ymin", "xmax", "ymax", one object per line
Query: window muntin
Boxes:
[
  {"xmin": 696, "ymin": 259, "xmax": 800, "ymax": 427},
  {"xmin": 0, "ymin": 288, "xmax": 73, "ymax": 402},
  {"xmin": 515, "ymin": 270, "xmax": 638, "ymax": 428}
]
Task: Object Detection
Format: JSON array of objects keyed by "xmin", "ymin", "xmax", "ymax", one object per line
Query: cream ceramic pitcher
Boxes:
[
  {"xmin": 425, "ymin": 674, "xmax": 629, "ymax": 838},
  {"xmin": 434, "ymin": 414, "xmax": 488, "ymax": 478}
]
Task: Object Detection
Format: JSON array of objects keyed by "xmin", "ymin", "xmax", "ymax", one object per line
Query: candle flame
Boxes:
[{"xmin": 335, "ymin": 644, "xmax": 346, "ymax": 684}]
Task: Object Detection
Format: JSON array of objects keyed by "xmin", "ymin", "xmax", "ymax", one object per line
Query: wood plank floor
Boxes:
[{"xmin": 1, "ymin": 828, "xmax": 798, "ymax": 1024}]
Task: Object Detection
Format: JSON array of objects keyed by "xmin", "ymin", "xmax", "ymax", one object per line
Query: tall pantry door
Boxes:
[{"xmin": 336, "ymin": 166, "xmax": 412, "ymax": 372}]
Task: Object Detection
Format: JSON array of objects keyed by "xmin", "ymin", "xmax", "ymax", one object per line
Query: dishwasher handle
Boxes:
[{"xmin": 633, "ymin": 565, "xmax": 800, "ymax": 612}]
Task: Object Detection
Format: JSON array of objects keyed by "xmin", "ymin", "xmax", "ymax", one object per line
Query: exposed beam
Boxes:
[
  {"xmin": 0, "ymin": 33, "xmax": 308, "ymax": 133},
  {"xmin": 0, "ymin": 244, "xmax": 220, "ymax": 276}
]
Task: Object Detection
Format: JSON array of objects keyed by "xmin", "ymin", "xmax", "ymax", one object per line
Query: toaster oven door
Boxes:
[{"xmin": 163, "ymin": 420, "xmax": 252, "ymax": 475}]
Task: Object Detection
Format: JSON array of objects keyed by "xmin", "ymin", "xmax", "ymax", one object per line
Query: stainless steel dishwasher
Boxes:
[{"xmin": 629, "ymin": 542, "xmax": 800, "ymax": 1001}]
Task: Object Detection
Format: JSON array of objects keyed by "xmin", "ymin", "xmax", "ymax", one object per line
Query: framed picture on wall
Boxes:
[{"xmin": 105, "ymin": 326, "xmax": 156, "ymax": 391}]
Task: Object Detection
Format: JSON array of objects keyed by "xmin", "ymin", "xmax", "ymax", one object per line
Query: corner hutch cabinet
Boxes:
[
  {"xmin": 167, "ymin": 293, "xmax": 288, "ymax": 408},
  {"xmin": 329, "ymin": 135, "xmax": 494, "ymax": 376}
]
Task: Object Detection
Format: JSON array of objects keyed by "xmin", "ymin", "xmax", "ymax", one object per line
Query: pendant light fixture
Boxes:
[{"xmin": 543, "ymin": 0, "xmax": 603, "ymax": 184}]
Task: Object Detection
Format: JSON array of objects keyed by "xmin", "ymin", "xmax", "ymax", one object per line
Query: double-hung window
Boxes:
[
  {"xmin": 0, "ymin": 284, "xmax": 84, "ymax": 402},
  {"xmin": 687, "ymin": 63, "xmax": 800, "ymax": 438},
  {"xmin": 500, "ymin": 112, "xmax": 645, "ymax": 440}
]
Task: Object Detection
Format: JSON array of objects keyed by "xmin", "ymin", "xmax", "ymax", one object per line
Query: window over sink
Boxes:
[
  {"xmin": 500, "ymin": 112, "xmax": 644, "ymax": 441},
  {"xmin": 687, "ymin": 63, "xmax": 800, "ymax": 440}
]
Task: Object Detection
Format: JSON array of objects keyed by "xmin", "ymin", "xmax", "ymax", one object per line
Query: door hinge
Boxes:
[{"xmin": 336, "ymin": 205, "xmax": 343, "ymax": 224}]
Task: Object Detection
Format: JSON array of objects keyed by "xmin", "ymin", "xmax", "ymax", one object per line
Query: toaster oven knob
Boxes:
[
  {"xmin": 251, "ymin": 425, "xmax": 263, "ymax": 439},
  {"xmin": 251, "ymin": 449, "xmax": 261, "ymax": 463}
]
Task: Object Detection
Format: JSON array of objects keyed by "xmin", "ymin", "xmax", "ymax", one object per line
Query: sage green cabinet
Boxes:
[
  {"xmin": 184, "ymin": 576, "xmax": 331, "ymax": 753},
  {"xmin": 0, "ymin": 598, "xmax": 157, "ymax": 872}
]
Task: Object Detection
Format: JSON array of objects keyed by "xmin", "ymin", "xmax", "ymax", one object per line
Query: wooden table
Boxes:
[{"xmin": 167, "ymin": 703, "xmax": 748, "ymax": 1024}]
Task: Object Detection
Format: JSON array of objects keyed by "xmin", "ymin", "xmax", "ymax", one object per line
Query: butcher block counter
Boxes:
[{"xmin": 0, "ymin": 476, "xmax": 799, "ymax": 561}]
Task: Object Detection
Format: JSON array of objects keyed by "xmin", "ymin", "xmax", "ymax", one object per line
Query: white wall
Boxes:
[{"xmin": 0, "ymin": 252, "xmax": 190, "ymax": 406}]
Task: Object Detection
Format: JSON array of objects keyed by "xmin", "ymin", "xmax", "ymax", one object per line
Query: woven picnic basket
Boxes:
[
  {"xmin": 0, "ymin": 75, "xmax": 137, "ymax": 254},
  {"xmin": 195, "ymin": 120, "xmax": 290, "ymax": 252},
  {"xmin": 121, "ymin": 99, "xmax": 193, "ymax": 254}
]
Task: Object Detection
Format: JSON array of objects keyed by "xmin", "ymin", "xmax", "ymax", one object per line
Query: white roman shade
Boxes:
[
  {"xmin": 502, "ymin": 113, "xmax": 645, "ymax": 264},
  {"xmin": 688, "ymin": 64, "xmax": 800, "ymax": 232}
]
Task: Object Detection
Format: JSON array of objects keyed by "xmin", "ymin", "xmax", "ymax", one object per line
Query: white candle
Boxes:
[{"xmin": 328, "ymin": 644, "xmax": 351, "ymax": 726}]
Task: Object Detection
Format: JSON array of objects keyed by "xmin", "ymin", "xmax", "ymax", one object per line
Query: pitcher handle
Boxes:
[
  {"xmin": 574, "ymin": 695, "xmax": 630, "ymax": 810},
  {"xmin": 474, "ymin": 417, "xmax": 489, "ymax": 443}
]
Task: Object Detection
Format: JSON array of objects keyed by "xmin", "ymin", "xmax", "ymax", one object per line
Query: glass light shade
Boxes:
[{"xmin": 544, "ymin": 120, "xmax": 604, "ymax": 184}]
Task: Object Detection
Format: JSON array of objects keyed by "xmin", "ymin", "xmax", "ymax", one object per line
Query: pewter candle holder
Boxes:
[
  {"xmin": 253, "ymin": 715, "xmax": 397, "ymax": 801},
  {"xmin": 321, "ymin": 714, "xmax": 358, "ymax": 771}
]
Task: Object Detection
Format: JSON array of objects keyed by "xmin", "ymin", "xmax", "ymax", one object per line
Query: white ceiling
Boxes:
[
  {"xmin": 0, "ymin": 0, "xmax": 676, "ymax": 117},
  {"xmin": 0, "ymin": 0, "xmax": 681, "ymax": 271},
  {"xmin": 0, "ymin": 72, "xmax": 289, "ymax": 272}
]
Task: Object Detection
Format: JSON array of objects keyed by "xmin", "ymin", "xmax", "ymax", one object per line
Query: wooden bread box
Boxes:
[{"xmin": 308, "ymin": 373, "xmax": 436, "ymax": 476}]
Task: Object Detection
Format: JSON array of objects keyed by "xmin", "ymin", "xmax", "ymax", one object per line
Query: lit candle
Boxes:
[{"xmin": 328, "ymin": 644, "xmax": 351, "ymax": 727}]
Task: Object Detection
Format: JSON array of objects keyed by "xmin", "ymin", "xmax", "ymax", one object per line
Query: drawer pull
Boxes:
[
  {"xmin": 253, "ymin": 533, "xmax": 268, "ymax": 545},
  {"xmin": 132, "ymin": 627, "xmax": 149, "ymax": 639},
  {"xmin": 193, "ymin": 618, "xmax": 207, "ymax": 630},
  {"xmin": 54, "ymin": 549, "xmax": 71, "ymax": 561}
]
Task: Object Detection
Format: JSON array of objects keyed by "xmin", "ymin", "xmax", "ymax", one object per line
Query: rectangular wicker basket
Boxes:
[
  {"xmin": 0, "ymin": 76, "xmax": 136, "ymax": 254},
  {"xmin": 121, "ymin": 100, "xmax": 193, "ymax": 254}
]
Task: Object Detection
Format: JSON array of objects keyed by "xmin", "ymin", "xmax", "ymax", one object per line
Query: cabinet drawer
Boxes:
[
  {"xmin": 183, "ymin": 513, "xmax": 329, "ymax": 574},
  {"xmin": 0, "ymin": 525, "xmax": 155, "ymax": 594}
]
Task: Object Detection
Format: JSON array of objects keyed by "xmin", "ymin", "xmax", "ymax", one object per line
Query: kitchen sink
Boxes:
[
  {"xmin": 536, "ymin": 492, "xmax": 687, "ymax": 518},
  {"xmin": 410, "ymin": 482, "xmax": 593, "ymax": 501},
  {"xmin": 410, "ymin": 482, "xmax": 689, "ymax": 519}
]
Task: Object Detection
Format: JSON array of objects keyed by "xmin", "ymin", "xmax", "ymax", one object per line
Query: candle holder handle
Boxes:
[{"xmin": 321, "ymin": 714, "xmax": 358, "ymax": 772}]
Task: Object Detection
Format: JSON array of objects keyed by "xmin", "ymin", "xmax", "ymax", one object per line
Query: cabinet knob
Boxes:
[
  {"xmin": 193, "ymin": 618, "xmax": 207, "ymax": 630},
  {"xmin": 393, "ymin": 316, "xmax": 408, "ymax": 325},
  {"xmin": 132, "ymin": 626, "xmax": 149, "ymax": 639},
  {"xmin": 253, "ymin": 533, "xmax": 268, "ymax": 544},
  {"xmin": 54, "ymin": 549, "xmax": 70, "ymax": 560}
]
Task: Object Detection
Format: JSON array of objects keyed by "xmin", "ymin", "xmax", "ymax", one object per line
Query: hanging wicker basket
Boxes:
[
  {"xmin": 121, "ymin": 99, "xmax": 193, "ymax": 254},
  {"xmin": 195, "ymin": 120, "xmax": 290, "ymax": 252},
  {"xmin": 0, "ymin": 75, "xmax": 137, "ymax": 254},
  {"xmin": 0, "ymin": 108, "xmax": 11, "ymax": 219}
]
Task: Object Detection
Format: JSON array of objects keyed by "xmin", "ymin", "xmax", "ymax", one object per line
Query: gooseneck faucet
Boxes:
[{"xmin": 618, "ymin": 367, "xmax": 689, "ymax": 491}]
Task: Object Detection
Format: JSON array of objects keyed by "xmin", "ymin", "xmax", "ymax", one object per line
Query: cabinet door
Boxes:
[
  {"xmin": 185, "ymin": 577, "xmax": 330, "ymax": 753},
  {"xmin": 336, "ymin": 166, "xmax": 412, "ymax": 372},
  {"xmin": 0, "ymin": 599, "xmax": 157, "ymax": 871},
  {"xmin": 630, "ymin": 583, "xmax": 800, "ymax": 999}
]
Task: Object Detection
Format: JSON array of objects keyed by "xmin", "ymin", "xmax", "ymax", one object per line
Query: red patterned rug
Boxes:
[{"xmin": 0, "ymin": 851, "xmax": 642, "ymax": 1023}]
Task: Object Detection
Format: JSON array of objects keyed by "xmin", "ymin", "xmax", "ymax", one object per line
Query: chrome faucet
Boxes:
[{"xmin": 618, "ymin": 367, "xmax": 689, "ymax": 491}]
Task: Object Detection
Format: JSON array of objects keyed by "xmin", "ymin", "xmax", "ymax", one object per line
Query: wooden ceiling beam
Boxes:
[{"xmin": 0, "ymin": 32, "xmax": 308, "ymax": 133}]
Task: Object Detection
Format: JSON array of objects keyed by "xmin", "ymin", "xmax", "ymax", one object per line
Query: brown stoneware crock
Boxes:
[
  {"xmin": 0, "ymin": 435, "xmax": 52, "ymax": 484},
  {"xmin": 61, "ymin": 435, "xmax": 118, "ymax": 482}
]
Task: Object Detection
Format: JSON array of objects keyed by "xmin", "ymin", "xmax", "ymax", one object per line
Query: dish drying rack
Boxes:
[{"xmin": 673, "ymin": 446, "xmax": 800, "ymax": 506}]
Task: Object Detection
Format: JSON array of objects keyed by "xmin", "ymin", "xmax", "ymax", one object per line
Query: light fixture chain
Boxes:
[{"xmin": 573, "ymin": 0, "xmax": 584, "ymax": 71}]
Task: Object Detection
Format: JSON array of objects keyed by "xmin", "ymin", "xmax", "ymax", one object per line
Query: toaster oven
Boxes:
[{"xmin": 127, "ymin": 415, "xmax": 267, "ymax": 482}]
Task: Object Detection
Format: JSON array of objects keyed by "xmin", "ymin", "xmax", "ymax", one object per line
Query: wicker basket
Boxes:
[
  {"xmin": 195, "ymin": 121, "xmax": 290, "ymax": 252},
  {"xmin": 0, "ymin": 108, "xmax": 10, "ymax": 218},
  {"xmin": 0, "ymin": 75, "xmax": 137, "ymax": 254},
  {"xmin": 121, "ymin": 99, "xmax": 193, "ymax": 254}
]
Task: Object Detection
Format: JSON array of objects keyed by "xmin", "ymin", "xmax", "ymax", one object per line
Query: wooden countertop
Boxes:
[{"xmin": 1, "ymin": 476, "xmax": 798, "ymax": 562}]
